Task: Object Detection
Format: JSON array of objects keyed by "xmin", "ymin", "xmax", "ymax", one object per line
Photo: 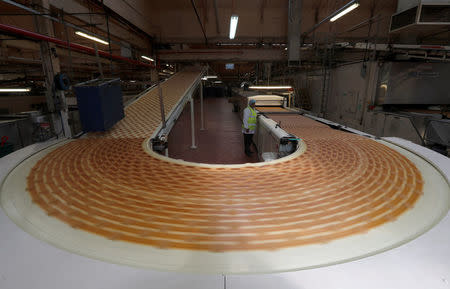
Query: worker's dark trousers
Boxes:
[{"xmin": 243, "ymin": 133, "xmax": 254, "ymax": 155}]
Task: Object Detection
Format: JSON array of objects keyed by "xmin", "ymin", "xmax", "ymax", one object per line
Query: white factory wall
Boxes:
[
  {"xmin": 308, "ymin": 75, "xmax": 324, "ymax": 115},
  {"xmin": 287, "ymin": 61, "xmax": 425, "ymax": 145},
  {"xmin": 324, "ymin": 62, "xmax": 378, "ymax": 131},
  {"xmin": 279, "ymin": 71, "xmax": 324, "ymax": 114},
  {"xmin": 323, "ymin": 62, "xmax": 424, "ymax": 144},
  {"xmin": 277, "ymin": 60, "xmax": 446, "ymax": 145},
  {"xmin": 281, "ymin": 62, "xmax": 378, "ymax": 126}
]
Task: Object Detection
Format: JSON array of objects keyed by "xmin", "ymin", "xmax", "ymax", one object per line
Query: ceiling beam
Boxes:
[
  {"xmin": 260, "ymin": 0, "xmax": 266, "ymax": 24},
  {"xmin": 158, "ymin": 48, "xmax": 286, "ymax": 61},
  {"xmin": 213, "ymin": 0, "xmax": 220, "ymax": 34}
]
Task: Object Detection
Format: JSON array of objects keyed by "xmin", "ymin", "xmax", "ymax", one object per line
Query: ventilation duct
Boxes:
[{"xmin": 390, "ymin": 3, "xmax": 450, "ymax": 33}]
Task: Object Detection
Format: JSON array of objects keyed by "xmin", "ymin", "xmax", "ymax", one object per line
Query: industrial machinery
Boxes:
[
  {"xmin": 0, "ymin": 113, "xmax": 34, "ymax": 157},
  {"xmin": 242, "ymin": 94, "xmax": 300, "ymax": 161},
  {"xmin": 373, "ymin": 61, "xmax": 450, "ymax": 155},
  {"xmin": 73, "ymin": 78, "xmax": 124, "ymax": 132},
  {"xmin": 257, "ymin": 115, "xmax": 299, "ymax": 161},
  {"xmin": 424, "ymin": 119, "xmax": 450, "ymax": 155}
]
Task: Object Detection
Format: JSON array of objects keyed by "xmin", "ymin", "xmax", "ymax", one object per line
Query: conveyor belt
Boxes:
[
  {"xmin": 256, "ymin": 106, "xmax": 292, "ymax": 113},
  {"xmin": 27, "ymin": 114, "xmax": 423, "ymax": 250},
  {"xmin": 89, "ymin": 71, "xmax": 201, "ymax": 138},
  {"xmin": 2, "ymin": 69, "xmax": 449, "ymax": 273}
]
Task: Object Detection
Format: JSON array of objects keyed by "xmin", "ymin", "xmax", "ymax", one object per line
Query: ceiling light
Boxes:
[
  {"xmin": 141, "ymin": 55, "xmax": 155, "ymax": 62},
  {"xmin": 75, "ymin": 31, "xmax": 109, "ymax": 45},
  {"xmin": 229, "ymin": 15, "xmax": 239, "ymax": 39},
  {"xmin": 214, "ymin": 81, "xmax": 223, "ymax": 84},
  {"xmin": 201, "ymin": 77, "xmax": 208, "ymax": 80},
  {"xmin": 330, "ymin": 1, "xmax": 360, "ymax": 22},
  {"xmin": 0, "ymin": 88, "xmax": 31, "ymax": 92},
  {"xmin": 204, "ymin": 75, "xmax": 218, "ymax": 79},
  {"xmin": 248, "ymin": 86, "xmax": 292, "ymax": 90}
]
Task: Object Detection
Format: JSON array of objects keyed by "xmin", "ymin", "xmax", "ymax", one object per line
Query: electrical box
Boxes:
[{"xmin": 74, "ymin": 78, "xmax": 124, "ymax": 132}]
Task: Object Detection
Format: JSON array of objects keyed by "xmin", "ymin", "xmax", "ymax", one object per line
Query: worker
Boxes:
[{"xmin": 242, "ymin": 99, "xmax": 257, "ymax": 156}]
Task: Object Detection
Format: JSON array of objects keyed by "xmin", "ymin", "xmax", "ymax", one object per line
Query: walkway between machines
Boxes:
[{"xmin": 168, "ymin": 96, "xmax": 259, "ymax": 164}]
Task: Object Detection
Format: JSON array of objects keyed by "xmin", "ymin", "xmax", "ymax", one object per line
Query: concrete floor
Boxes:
[{"xmin": 168, "ymin": 96, "xmax": 259, "ymax": 164}]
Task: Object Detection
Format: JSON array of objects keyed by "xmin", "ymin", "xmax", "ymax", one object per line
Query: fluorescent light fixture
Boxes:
[
  {"xmin": 214, "ymin": 81, "xmax": 223, "ymax": 84},
  {"xmin": 75, "ymin": 31, "xmax": 109, "ymax": 45},
  {"xmin": 229, "ymin": 15, "xmax": 239, "ymax": 39},
  {"xmin": 141, "ymin": 55, "xmax": 155, "ymax": 62},
  {"xmin": 330, "ymin": 2, "xmax": 360, "ymax": 22},
  {"xmin": 202, "ymin": 76, "xmax": 219, "ymax": 80},
  {"xmin": 0, "ymin": 88, "xmax": 31, "ymax": 92},
  {"xmin": 248, "ymin": 86, "xmax": 292, "ymax": 90},
  {"xmin": 130, "ymin": 80, "xmax": 136, "ymax": 83}
]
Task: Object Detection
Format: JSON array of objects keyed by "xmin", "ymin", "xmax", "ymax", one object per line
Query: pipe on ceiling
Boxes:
[
  {"xmin": 158, "ymin": 50, "xmax": 243, "ymax": 54},
  {"xmin": 1, "ymin": 0, "xmax": 118, "ymax": 47},
  {"xmin": 0, "ymin": 23, "xmax": 154, "ymax": 68},
  {"xmin": 190, "ymin": 0, "xmax": 208, "ymax": 45}
]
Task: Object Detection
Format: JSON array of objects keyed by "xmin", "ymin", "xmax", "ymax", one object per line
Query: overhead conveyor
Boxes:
[{"xmin": 0, "ymin": 68, "xmax": 449, "ymax": 275}]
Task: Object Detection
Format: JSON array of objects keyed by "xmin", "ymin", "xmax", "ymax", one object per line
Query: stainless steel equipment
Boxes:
[{"xmin": 376, "ymin": 62, "xmax": 450, "ymax": 105}]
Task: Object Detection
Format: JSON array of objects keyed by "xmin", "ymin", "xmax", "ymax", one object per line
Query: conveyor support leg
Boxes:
[
  {"xmin": 190, "ymin": 97, "xmax": 197, "ymax": 149},
  {"xmin": 200, "ymin": 81, "xmax": 205, "ymax": 130}
]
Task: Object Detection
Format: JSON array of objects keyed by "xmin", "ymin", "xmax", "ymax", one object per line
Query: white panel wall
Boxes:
[
  {"xmin": 324, "ymin": 62, "xmax": 378, "ymax": 131},
  {"xmin": 293, "ymin": 61, "xmax": 425, "ymax": 145},
  {"xmin": 308, "ymin": 75, "xmax": 324, "ymax": 114}
]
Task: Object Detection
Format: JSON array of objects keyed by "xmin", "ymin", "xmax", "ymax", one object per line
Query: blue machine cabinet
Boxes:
[{"xmin": 74, "ymin": 78, "xmax": 124, "ymax": 132}]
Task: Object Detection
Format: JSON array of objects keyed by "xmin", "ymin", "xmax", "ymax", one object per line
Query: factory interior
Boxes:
[{"xmin": 0, "ymin": 0, "xmax": 450, "ymax": 289}]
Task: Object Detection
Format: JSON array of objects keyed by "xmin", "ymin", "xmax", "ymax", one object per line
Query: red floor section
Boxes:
[{"xmin": 168, "ymin": 97, "xmax": 259, "ymax": 164}]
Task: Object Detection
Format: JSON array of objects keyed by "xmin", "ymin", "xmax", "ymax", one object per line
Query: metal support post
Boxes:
[
  {"xmin": 200, "ymin": 81, "xmax": 205, "ymax": 130},
  {"xmin": 57, "ymin": 90, "xmax": 72, "ymax": 138},
  {"xmin": 190, "ymin": 97, "xmax": 197, "ymax": 149},
  {"xmin": 223, "ymin": 274, "xmax": 227, "ymax": 289},
  {"xmin": 105, "ymin": 11, "xmax": 114, "ymax": 75},
  {"xmin": 265, "ymin": 62, "xmax": 271, "ymax": 85},
  {"xmin": 288, "ymin": 0, "xmax": 301, "ymax": 66},
  {"xmin": 94, "ymin": 43, "xmax": 104, "ymax": 79},
  {"xmin": 32, "ymin": 0, "xmax": 70, "ymax": 139},
  {"xmin": 61, "ymin": 10, "xmax": 74, "ymax": 81}
]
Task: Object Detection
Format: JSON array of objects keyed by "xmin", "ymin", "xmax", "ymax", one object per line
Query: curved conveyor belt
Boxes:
[{"xmin": 1, "ymin": 69, "xmax": 449, "ymax": 273}]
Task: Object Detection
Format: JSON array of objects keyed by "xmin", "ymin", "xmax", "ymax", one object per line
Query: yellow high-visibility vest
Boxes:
[{"xmin": 242, "ymin": 106, "xmax": 257, "ymax": 130}]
